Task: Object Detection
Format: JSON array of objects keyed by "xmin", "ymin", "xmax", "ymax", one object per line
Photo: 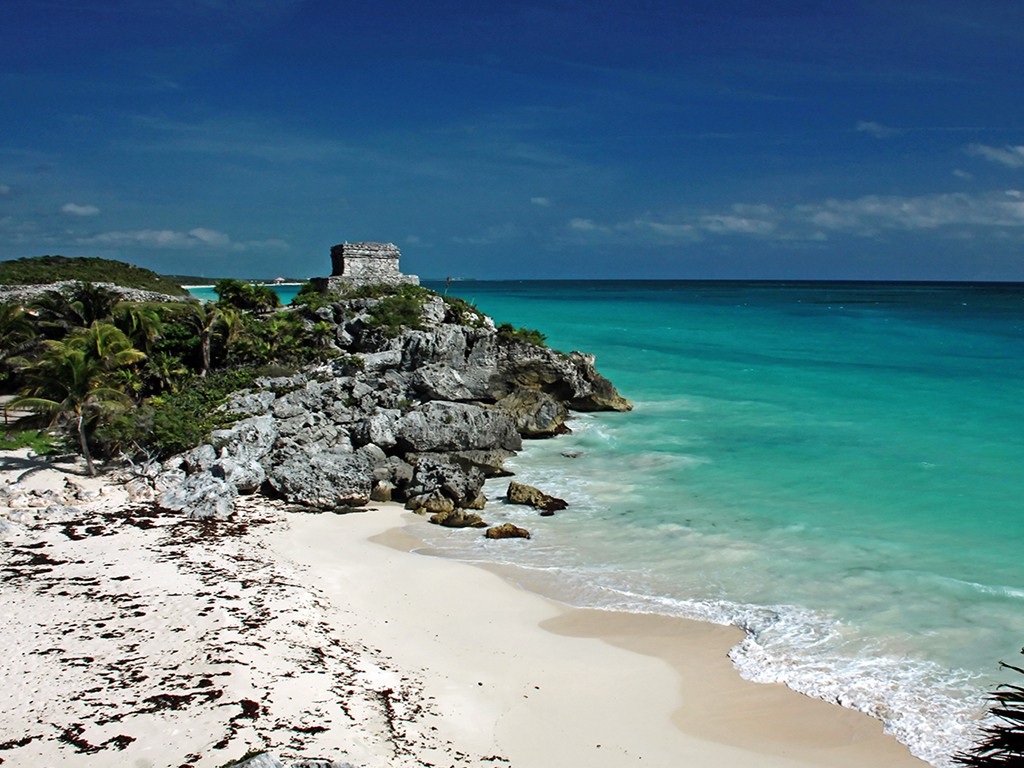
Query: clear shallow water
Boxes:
[
  {"xmin": 186, "ymin": 284, "xmax": 302, "ymax": 305},
  {"xmin": 413, "ymin": 280, "xmax": 1024, "ymax": 767}
]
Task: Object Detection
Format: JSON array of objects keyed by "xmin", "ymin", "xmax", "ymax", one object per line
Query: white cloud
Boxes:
[
  {"xmin": 967, "ymin": 144, "xmax": 1024, "ymax": 168},
  {"xmin": 0, "ymin": 184, "xmax": 10, "ymax": 196},
  {"xmin": 78, "ymin": 227, "xmax": 289, "ymax": 251},
  {"xmin": 953, "ymin": 169, "xmax": 973, "ymax": 180},
  {"xmin": 698, "ymin": 214, "xmax": 776, "ymax": 236},
  {"xmin": 566, "ymin": 191, "xmax": 1024, "ymax": 247},
  {"xmin": 569, "ymin": 218, "xmax": 601, "ymax": 232},
  {"xmin": 531, "ymin": 196, "xmax": 553, "ymax": 207},
  {"xmin": 187, "ymin": 227, "xmax": 231, "ymax": 247},
  {"xmin": 62, "ymin": 202, "xmax": 100, "ymax": 216},
  {"xmin": 799, "ymin": 192, "xmax": 1024, "ymax": 232},
  {"xmin": 856, "ymin": 120, "xmax": 899, "ymax": 139}
]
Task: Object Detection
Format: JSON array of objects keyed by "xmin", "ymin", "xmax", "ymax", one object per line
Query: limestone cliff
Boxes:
[{"xmin": 157, "ymin": 287, "xmax": 630, "ymax": 525}]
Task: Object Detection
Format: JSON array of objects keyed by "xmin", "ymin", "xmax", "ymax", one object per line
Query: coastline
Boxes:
[
  {"xmin": 0, "ymin": 452, "xmax": 925, "ymax": 767},
  {"xmin": 282, "ymin": 505, "xmax": 927, "ymax": 768}
]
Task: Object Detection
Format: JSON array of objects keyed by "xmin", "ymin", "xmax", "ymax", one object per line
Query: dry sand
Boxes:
[{"xmin": 0, "ymin": 449, "xmax": 927, "ymax": 767}]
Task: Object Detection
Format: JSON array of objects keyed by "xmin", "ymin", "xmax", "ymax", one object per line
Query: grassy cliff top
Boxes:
[{"xmin": 0, "ymin": 255, "xmax": 190, "ymax": 296}]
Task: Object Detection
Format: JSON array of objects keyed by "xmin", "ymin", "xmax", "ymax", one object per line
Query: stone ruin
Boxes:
[{"xmin": 314, "ymin": 242, "xmax": 419, "ymax": 292}]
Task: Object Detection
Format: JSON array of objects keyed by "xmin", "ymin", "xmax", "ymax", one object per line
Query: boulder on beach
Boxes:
[{"xmin": 157, "ymin": 473, "xmax": 237, "ymax": 520}]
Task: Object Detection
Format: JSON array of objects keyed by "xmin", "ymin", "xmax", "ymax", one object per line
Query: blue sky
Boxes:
[{"xmin": 3, "ymin": 1, "xmax": 1024, "ymax": 280}]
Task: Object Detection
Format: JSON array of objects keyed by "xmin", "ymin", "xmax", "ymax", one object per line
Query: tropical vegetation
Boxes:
[
  {"xmin": 1, "ymin": 269, "xmax": 546, "ymax": 472},
  {"xmin": 955, "ymin": 652, "xmax": 1024, "ymax": 766},
  {"xmin": 1, "ymin": 277, "xmax": 338, "ymax": 470},
  {"xmin": 0, "ymin": 255, "xmax": 189, "ymax": 295}
]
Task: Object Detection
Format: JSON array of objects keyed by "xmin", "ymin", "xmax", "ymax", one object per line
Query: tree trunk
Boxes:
[
  {"xmin": 200, "ymin": 330, "xmax": 211, "ymax": 377},
  {"xmin": 77, "ymin": 412, "xmax": 96, "ymax": 476}
]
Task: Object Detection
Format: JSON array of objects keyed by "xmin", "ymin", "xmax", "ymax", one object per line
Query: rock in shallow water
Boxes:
[
  {"xmin": 485, "ymin": 522, "xmax": 532, "ymax": 540},
  {"xmin": 428, "ymin": 508, "xmax": 488, "ymax": 528},
  {"xmin": 506, "ymin": 481, "xmax": 568, "ymax": 514}
]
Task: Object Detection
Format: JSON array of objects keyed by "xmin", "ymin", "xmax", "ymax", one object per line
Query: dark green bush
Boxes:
[
  {"xmin": 367, "ymin": 292, "xmax": 426, "ymax": 335},
  {"xmin": 496, "ymin": 322, "xmax": 547, "ymax": 347},
  {"xmin": 98, "ymin": 367, "xmax": 261, "ymax": 458},
  {"xmin": 291, "ymin": 281, "xmax": 338, "ymax": 310},
  {"xmin": 214, "ymin": 279, "xmax": 280, "ymax": 312},
  {"xmin": 442, "ymin": 295, "xmax": 486, "ymax": 327}
]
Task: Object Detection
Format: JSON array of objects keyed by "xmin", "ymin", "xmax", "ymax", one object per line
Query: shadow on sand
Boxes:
[{"xmin": 0, "ymin": 452, "xmax": 88, "ymax": 483}]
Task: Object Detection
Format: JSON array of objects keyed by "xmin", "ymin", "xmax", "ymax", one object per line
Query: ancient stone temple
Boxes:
[{"xmin": 316, "ymin": 242, "xmax": 419, "ymax": 291}]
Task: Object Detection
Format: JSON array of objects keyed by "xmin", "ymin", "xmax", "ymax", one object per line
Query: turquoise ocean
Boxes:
[{"xmin": 194, "ymin": 280, "xmax": 1024, "ymax": 765}]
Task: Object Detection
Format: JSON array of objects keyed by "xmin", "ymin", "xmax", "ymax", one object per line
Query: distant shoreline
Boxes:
[{"xmin": 182, "ymin": 281, "xmax": 305, "ymax": 290}]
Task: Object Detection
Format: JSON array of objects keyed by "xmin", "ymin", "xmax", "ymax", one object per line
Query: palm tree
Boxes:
[
  {"xmin": 145, "ymin": 351, "xmax": 188, "ymax": 393},
  {"xmin": 28, "ymin": 282, "xmax": 120, "ymax": 337},
  {"xmin": 0, "ymin": 303, "xmax": 37, "ymax": 367},
  {"xmin": 28, "ymin": 289, "xmax": 88, "ymax": 336},
  {"xmin": 955, "ymin": 652, "xmax": 1024, "ymax": 766},
  {"xmin": 68, "ymin": 282, "xmax": 120, "ymax": 325},
  {"xmin": 183, "ymin": 302, "xmax": 239, "ymax": 376},
  {"xmin": 73, "ymin": 321, "xmax": 148, "ymax": 372},
  {"xmin": 215, "ymin": 278, "xmax": 280, "ymax": 313},
  {"xmin": 114, "ymin": 303, "xmax": 162, "ymax": 354},
  {"xmin": 12, "ymin": 322, "xmax": 145, "ymax": 475}
]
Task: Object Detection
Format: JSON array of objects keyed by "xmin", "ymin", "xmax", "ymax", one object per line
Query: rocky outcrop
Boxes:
[
  {"xmin": 225, "ymin": 752, "xmax": 356, "ymax": 768},
  {"xmin": 0, "ymin": 281, "xmax": 188, "ymax": 305},
  {"xmin": 485, "ymin": 522, "xmax": 532, "ymax": 540},
  {"xmin": 506, "ymin": 481, "xmax": 568, "ymax": 515},
  {"xmin": 156, "ymin": 284, "xmax": 629, "ymax": 525},
  {"xmin": 157, "ymin": 473, "xmax": 236, "ymax": 520},
  {"xmin": 496, "ymin": 387, "xmax": 569, "ymax": 437},
  {"xmin": 395, "ymin": 402, "xmax": 521, "ymax": 453},
  {"xmin": 493, "ymin": 342, "xmax": 632, "ymax": 413},
  {"xmin": 268, "ymin": 448, "xmax": 380, "ymax": 508}
]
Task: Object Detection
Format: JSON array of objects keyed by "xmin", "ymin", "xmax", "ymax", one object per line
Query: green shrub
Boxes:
[
  {"xmin": 343, "ymin": 282, "xmax": 431, "ymax": 301},
  {"xmin": 0, "ymin": 427, "xmax": 65, "ymax": 455},
  {"xmin": 367, "ymin": 292, "xmax": 426, "ymax": 335},
  {"xmin": 291, "ymin": 281, "xmax": 339, "ymax": 310},
  {"xmin": 442, "ymin": 295, "xmax": 486, "ymax": 327},
  {"xmin": 214, "ymin": 279, "xmax": 280, "ymax": 312},
  {"xmin": 496, "ymin": 322, "xmax": 547, "ymax": 347},
  {"xmin": 98, "ymin": 367, "xmax": 261, "ymax": 458}
]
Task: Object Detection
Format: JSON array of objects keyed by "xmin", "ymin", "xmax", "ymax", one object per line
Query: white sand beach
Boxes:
[{"xmin": 0, "ymin": 451, "xmax": 927, "ymax": 768}]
